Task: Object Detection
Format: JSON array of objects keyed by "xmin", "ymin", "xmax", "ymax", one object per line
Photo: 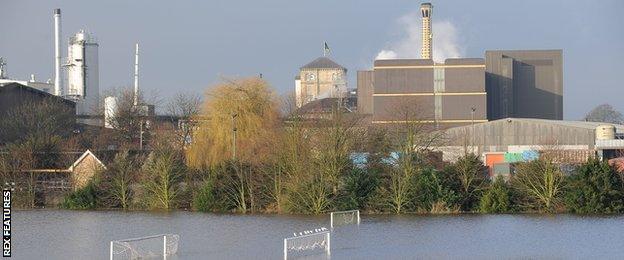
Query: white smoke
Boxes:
[{"xmin": 376, "ymin": 11, "xmax": 464, "ymax": 63}]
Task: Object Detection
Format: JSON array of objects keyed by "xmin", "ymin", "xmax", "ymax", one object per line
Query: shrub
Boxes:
[
  {"xmin": 61, "ymin": 181, "xmax": 99, "ymax": 209},
  {"xmin": 512, "ymin": 159, "xmax": 565, "ymax": 213},
  {"xmin": 564, "ymin": 159, "xmax": 624, "ymax": 214},
  {"xmin": 335, "ymin": 168, "xmax": 380, "ymax": 211},
  {"xmin": 142, "ymin": 150, "xmax": 185, "ymax": 210},
  {"xmin": 440, "ymin": 154, "xmax": 489, "ymax": 212},
  {"xmin": 192, "ymin": 178, "xmax": 217, "ymax": 212},
  {"xmin": 479, "ymin": 176, "xmax": 512, "ymax": 213},
  {"xmin": 101, "ymin": 151, "xmax": 136, "ymax": 209},
  {"xmin": 414, "ymin": 168, "xmax": 459, "ymax": 212}
]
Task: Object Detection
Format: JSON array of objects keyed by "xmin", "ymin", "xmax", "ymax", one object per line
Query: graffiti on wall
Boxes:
[{"xmin": 503, "ymin": 150, "xmax": 539, "ymax": 163}]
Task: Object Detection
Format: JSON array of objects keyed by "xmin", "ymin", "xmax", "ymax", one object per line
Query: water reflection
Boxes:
[{"xmin": 14, "ymin": 210, "xmax": 624, "ymax": 259}]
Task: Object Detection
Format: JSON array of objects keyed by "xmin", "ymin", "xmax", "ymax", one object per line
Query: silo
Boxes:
[
  {"xmin": 66, "ymin": 30, "xmax": 99, "ymax": 115},
  {"xmin": 104, "ymin": 96, "xmax": 118, "ymax": 129},
  {"xmin": 596, "ymin": 125, "xmax": 616, "ymax": 140}
]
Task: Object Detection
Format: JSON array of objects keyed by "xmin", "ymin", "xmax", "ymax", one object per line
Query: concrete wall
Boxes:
[
  {"xmin": 486, "ymin": 50, "xmax": 563, "ymax": 120},
  {"xmin": 357, "ymin": 70, "xmax": 374, "ymax": 114},
  {"xmin": 367, "ymin": 58, "xmax": 487, "ymax": 126}
]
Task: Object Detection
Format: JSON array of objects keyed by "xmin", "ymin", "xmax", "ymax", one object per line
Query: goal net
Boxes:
[
  {"xmin": 110, "ymin": 234, "xmax": 179, "ymax": 260},
  {"xmin": 330, "ymin": 210, "xmax": 360, "ymax": 228},
  {"xmin": 283, "ymin": 230, "xmax": 330, "ymax": 260}
]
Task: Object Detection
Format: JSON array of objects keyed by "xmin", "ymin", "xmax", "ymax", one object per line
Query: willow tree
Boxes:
[{"xmin": 186, "ymin": 77, "xmax": 280, "ymax": 168}]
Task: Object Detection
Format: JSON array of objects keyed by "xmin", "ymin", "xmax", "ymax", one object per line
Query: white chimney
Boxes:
[
  {"xmin": 54, "ymin": 8, "xmax": 62, "ymax": 96},
  {"xmin": 134, "ymin": 43, "xmax": 139, "ymax": 106}
]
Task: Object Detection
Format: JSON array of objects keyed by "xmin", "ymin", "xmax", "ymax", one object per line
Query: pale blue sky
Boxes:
[{"xmin": 1, "ymin": 0, "xmax": 623, "ymax": 119}]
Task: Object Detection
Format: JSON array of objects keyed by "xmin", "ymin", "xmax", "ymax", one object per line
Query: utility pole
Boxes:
[
  {"xmin": 139, "ymin": 119, "xmax": 143, "ymax": 151},
  {"xmin": 471, "ymin": 107, "xmax": 476, "ymax": 153},
  {"xmin": 232, "ymin": 113, "xmax": 238, "ymax": 161}
]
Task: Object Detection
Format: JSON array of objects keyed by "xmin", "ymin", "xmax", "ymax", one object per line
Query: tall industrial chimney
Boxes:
[
  {"xmin": 420, "ymin": 3, "xmax": 433, "ymax": 60},
  {"xmin": 54, "ymin": 8, "xmax": 62, "ymax": 96},
  {"xmin": 134, "ymin": 43, "xmax": 139, "ymax": 106}
]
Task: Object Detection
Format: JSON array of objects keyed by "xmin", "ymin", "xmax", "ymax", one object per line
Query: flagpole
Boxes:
[{"xmin": 323, "ymin": 42, "xmax": 330, "ymax": 57}]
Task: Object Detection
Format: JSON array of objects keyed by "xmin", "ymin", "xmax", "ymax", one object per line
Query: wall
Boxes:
[
  {"xmin": 357, "ymin": 70, "xmax": 373, "ymax": 114},
  {"xmin": 298, "ymin": 67, "xmax": 346, "ymax": 106},
  {"xmin": 368, "ymin": 58, "xmax": 487, "ymax": 126},
  {"xmin": 486, "ymin": 50, "xmax": 563, "ymax": 120}
]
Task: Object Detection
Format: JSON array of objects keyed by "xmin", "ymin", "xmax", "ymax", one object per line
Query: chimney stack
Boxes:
[
  {"xmin": 420, "ymin": 3, "xmax": 433, "ymax": 60},
  {"xmin": 54, "ymin": 8, "xmax": 62, "ymax": 96}
]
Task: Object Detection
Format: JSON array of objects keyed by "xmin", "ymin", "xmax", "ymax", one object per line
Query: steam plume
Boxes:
[{"xmin": 376, "ymin": 11, "xmax": 464, "ymax": 62}]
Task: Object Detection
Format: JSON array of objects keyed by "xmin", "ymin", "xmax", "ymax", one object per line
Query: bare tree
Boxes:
[
  {"xmin": 104, "ymin": 88, "xmax": 154, "ymax": 150},
  {"xmin": 584, "ymin": 104, "xmax": 624, "ymax": 124},
  {"xmin": 375, "ymin": 99, "xmax": 444, "ymax": 213},
  {"xmin": 166, "ymin": 92, "xmax": 202, "ymax": 149},
  {"xmin": 278, "ymin": 91, "xmax": 298, "ymax": 118}
]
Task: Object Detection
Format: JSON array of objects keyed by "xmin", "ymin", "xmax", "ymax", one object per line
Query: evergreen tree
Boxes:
[
  {"xmin": 564, "ymin": 159, "xmax": 624, "ymax": 214},
  {"xmin": 479, "ymin": 176, "xmax": 512, "ymax": 213}
]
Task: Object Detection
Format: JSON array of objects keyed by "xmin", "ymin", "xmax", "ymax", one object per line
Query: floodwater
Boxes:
[{"xmin": 14, "ymin": 210, "xmax": 624, "ymax": 259}]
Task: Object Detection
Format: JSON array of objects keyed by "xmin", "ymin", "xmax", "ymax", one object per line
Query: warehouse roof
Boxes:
[
  {"xmin": 0, "ymin": 82, "xmax": 74, "ymax": 105},
  {"xmin": 486, "ymin": 118, "xmax": 624, "ymax": 131},
  {"xmin": 443, "ymin": 118, "xmax": 624, "ymax": 132},
  {"xmin": 301, "ymin": 57, "xmax": 346, "ymax": 70}
]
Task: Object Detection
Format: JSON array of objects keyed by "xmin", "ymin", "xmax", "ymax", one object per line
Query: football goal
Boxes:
[
  {"xmin": 110, "ymin": 233, "xmax": 179, "ymax": 260},
  {"xmin": 283, "ymin": 230, "xmax": 330, "ymax": 260},
  {"xmin": 330, "ymin": 209, "xmax": 360, "ymax": 229}
]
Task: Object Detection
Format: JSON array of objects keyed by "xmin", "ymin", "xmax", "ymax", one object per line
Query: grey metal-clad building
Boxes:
[
  {"xmin": 359, "ymin": 58, "xmax": 487, "ymax": 127},
  {"xmin": 485, "ymin": 50, "xmax": 563, "ymax": 120},
  {"xmin": 0, "ymin": 82, "xmax": 75, "ymax": 116},
  {"xmin": 441, "ymin": 118, "xmax": 624, "ymax": 152}
]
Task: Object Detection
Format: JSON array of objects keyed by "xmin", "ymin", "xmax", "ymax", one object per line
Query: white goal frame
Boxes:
[
  {"xmin": 283, "ymin": 231, "xmax": 330, "ymax": 260},
  {"xmin": 330, "ymin": 209, "xmax": 360, "ymax": 229},
  {"xmin": 110, "ymin": 233, "xmax": 179, "ymax": 260}
]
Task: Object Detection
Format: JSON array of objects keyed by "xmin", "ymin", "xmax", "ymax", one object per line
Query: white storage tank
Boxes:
[
  {"xmin": 596, "ymin": 124, "xmax": 616, "ymax": 140},
  {"xmin": 65, "ymin": 30, "xmax": 99, "ymax": 115}
]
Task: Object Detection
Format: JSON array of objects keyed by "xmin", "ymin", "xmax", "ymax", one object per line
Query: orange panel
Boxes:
[{"xmin": 485, "ymin": 153, "xmax": 505, "ymax": 176}]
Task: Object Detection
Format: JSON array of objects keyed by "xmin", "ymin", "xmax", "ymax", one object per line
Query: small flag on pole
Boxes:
[{"xmin": 324, "ymin": 42, "xmax": 330, "ymax": 56}]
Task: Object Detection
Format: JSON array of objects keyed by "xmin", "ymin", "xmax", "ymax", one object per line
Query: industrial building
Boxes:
[
  {"xmin": 485, "ymin": 50, "xmax": 563, "ymax": 120},
  {"xmin": 436, "ymin": 118, "xmax": 624, "ymax": 176},
  {"xmin": 0, "ymin": 82, "xmax": 76, "ymax": 117},
  {"xmin": 359, "ymin": 58, "xmax": 488, "ymax": 127},
  {"xmin": 64, "ymin": 30, "xmax": 100, "ymax": 116},
  {"xmin": 295, "ymin": 57, "xmax": 348, "ymax": 108},
  {"xmin": 356, "ymin": 3, "xmax": 487, "ymax": 127},
  {"xmin": 356, "ymin": 3, "xmax": 564, "ymax": 127},
  {"xmin": 1, "ymin": 9, "xmax": 100, "ymax": 118},
  {"xmin": 0, "ymin": 58, "xmax": 55, "ymax": 93}
]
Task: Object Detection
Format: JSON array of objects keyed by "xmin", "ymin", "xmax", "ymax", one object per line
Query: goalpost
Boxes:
[
  {"xmin": 283, "ymin": 230, "xmax": 330, "ymax": 260},
  {"xmin": 110, "ymin": 234, "xmax": 179, "ymax": 260},
  {"xmin": 330, "ymin": 209, "xmax": 360, "ymax": 229}
]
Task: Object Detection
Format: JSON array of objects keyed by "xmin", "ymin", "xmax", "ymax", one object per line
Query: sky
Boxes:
[{"xmin": 1, "ymin": 0, "xmax": 623, "ymax": 119}]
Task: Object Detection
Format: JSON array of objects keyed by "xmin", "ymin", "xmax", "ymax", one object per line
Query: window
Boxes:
[{"xmin": 332, "ymin": 72, "xmax": 342, "ymax": 81}]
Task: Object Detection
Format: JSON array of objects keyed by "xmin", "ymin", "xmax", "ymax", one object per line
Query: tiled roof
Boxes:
[{"xmin": 301, "ymin": 57, "xmax": 345, "ymax": 70}]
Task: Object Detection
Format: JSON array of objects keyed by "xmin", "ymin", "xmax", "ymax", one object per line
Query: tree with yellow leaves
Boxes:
[{"xmin": 186, "ymin": 77, "xmax": 280, "ymax": 168}]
